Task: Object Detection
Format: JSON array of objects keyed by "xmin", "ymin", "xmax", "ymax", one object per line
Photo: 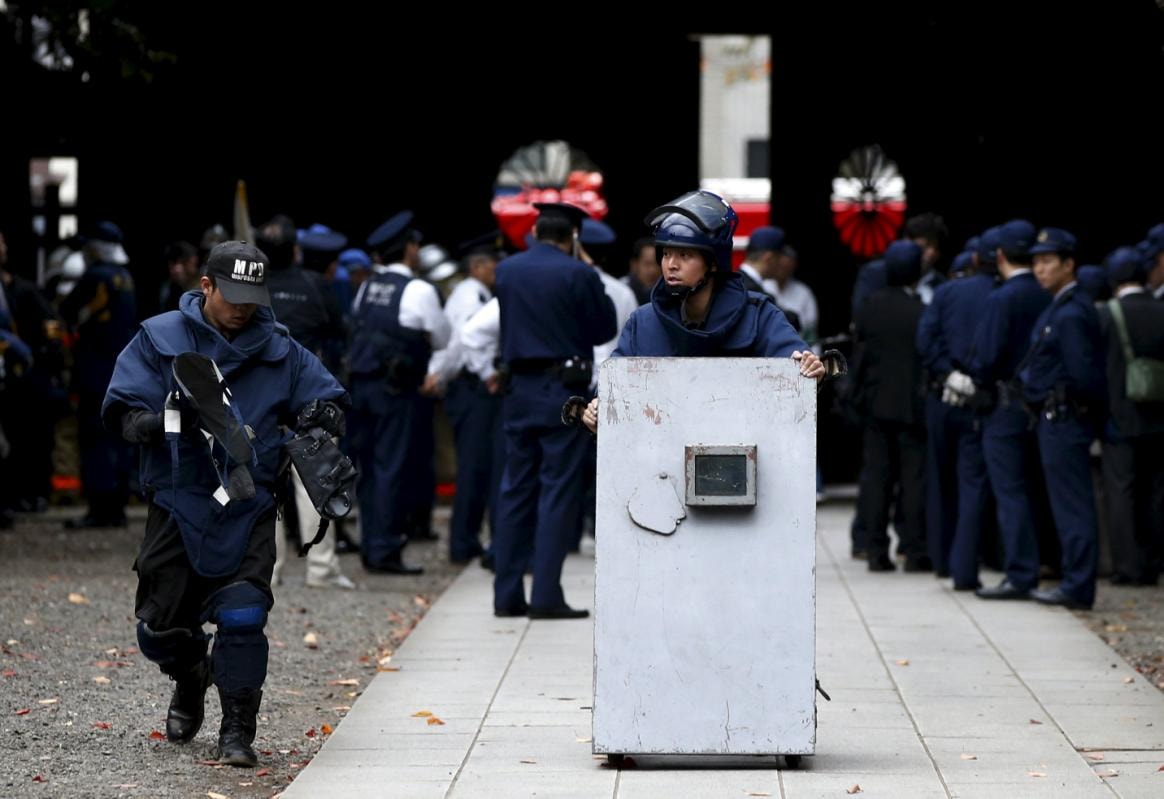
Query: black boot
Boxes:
[
  {"xmin": 215, "ymin": 687, "xmax": 262, "ymax": 767},
  {"xmin": 165, "ymin": 657, "xmax": 212, "ymax": 743}
]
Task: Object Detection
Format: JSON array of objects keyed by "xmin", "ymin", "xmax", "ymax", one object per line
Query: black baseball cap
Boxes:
[{"xmin": 204, "ymin": 240, "xmax": 271, "ymax": 306}]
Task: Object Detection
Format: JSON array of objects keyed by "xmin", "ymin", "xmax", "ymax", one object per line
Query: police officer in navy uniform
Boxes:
[
  {"xmin": 968, "ymin": 220, "xmax": 1051, "ymax": 601},
  {"xmin": 1098, "ymin": 246, "xmax": 1164, "ymax": 585},
  {"xmin": 916, "ymin": 227, "xmax": 1000, "ymax": 586},
  {"xmin": 59, "ymin": 221, "xmax": 138, "ymax": 528},
  {"xmin": 1021, "ymin": 227, "xmax": 1105, "ymax": 608},
  {"xmin": 103, "ymin": 241, "xmax": 346, "ymax": 766},
  {"xmin": 349, "ymin": 211, "xmax": 451, "ymax": 575},
  {"xmin": 491, "ymin": 202, "xmax": 617, "ymax": 618},
  {"xmin": 431, "ymin": 232, "xmax": 505, "ymax": 564}
]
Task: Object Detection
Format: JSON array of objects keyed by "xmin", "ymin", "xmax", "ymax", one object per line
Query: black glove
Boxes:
[
  {"xmin": 295, "ymin": 399, "xmax": 346, "ymax": 437},
  {"xmin": 121, "ymin": 409, "xmax": 163, "ymax": 444}
]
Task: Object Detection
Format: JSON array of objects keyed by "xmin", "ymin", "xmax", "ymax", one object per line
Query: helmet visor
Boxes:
[{"xmin": 644, "ymin": 190, "xmax": 734, "ymax": 235}]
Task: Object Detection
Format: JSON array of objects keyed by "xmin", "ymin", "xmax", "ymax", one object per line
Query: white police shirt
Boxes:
[
  {"xmin": 353, "ymin": 263, "xmax": 451, "ymax": 356},
  {"xmin": 762, "ymin": 277, "xmax": 820, "ymax": 344},
  {"xmin": 594, "ymin": 267, "xmax": 637, "ymax": 366},
  {"xmin": 460, "ymin": 297, "xmax": 501, "ymax": 381},
  {"xmin": 429, "ymin": 275, "xmax": 492, "ymax": 383}
]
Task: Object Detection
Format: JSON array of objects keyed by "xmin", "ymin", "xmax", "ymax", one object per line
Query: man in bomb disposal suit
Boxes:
[{"xmin": 103, "ymin": 241, "xmax": 348, "ymax": 766}]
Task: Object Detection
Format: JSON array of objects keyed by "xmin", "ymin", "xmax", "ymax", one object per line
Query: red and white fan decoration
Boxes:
[{"xmin": 831, "ymin": 144, "xmax": 907, "ymax": 259}]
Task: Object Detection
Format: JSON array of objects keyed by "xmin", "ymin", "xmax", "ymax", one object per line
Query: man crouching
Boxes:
[{"xmin": 102, "ymin": 241, "xmax": 347, "ymax": 766}]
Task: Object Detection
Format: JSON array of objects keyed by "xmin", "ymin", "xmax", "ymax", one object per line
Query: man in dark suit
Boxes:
[
  {"xmin": 853, "ymin": 240, "xmax": 929, "ymax": 572},
  {"xmin": 1098, "ymin": 246, "xmax": 1164, "ymax": 586}
]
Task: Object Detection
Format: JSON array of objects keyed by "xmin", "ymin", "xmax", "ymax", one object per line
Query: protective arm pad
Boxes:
[
  {"xmin": 120, "ymin": 408, "xmax": 163, "ymax": 443},
  {"xmin": 295, "ymin": 399, "xmax": 346, "ymax": 437}
]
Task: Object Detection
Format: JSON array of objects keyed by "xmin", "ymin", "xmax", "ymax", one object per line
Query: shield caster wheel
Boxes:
[
  {"xmin": 607, "ymin": 754, "xmax": 625, "ymax": 767},
  {"xmin": 784, "ymin": 754, "xmax": 802, "ymax": 769}
]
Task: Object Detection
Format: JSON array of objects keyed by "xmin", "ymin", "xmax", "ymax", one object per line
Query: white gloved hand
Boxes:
[{"xmin": 942, "ymin": 370, "xmax": 976, "ymax": 406}]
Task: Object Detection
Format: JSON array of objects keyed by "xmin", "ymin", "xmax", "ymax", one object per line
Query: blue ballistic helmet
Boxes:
[{"xmin": 645, "ymin": 189, "xmax": 738, "ymax": 274}]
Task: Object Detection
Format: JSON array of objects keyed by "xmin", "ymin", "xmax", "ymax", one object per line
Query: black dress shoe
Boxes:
[
  {"xmin": 1031, "ymin": 586, "xmax": 1092, "ymax": 610},
  {"xmin": 408, "ymin": 529, "xmax": 440, "ymax": 543},
  {"xmin": 493, "ymin": 605, "xmax": 529, "ymax": 618},
  {"xmin": 867, "ymin": 554, "xmax": 896, "ymax": 572},
  {"xmin": 904, "ymin": 555, "xmax": 934, "ymax": 573},
  {"xmin": 364, "ymin": 553, "xmax": 424, "ymax": 575},
  {"xmin": 850, "ymin": 548, "xmax": 868, "ymax": 561},
  {"xmin": 480, "ymin": 552, "xmax": 495, "ymax": 572},
  {"xmin": 975, "ymin": 579, "xmax": 1031, "ymax": 600},
  {"xmin": 527, "ymin": 604, "xmax": 589, "ymax": 620},
  {"xmin": 64, "ymin": 513, "xmax": 127, "ymax": 530},
  {"xmin": 953, "ymin": 581, "xmax": 982, "ymax": 592}
]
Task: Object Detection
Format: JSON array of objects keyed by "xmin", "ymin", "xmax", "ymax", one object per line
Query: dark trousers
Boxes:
[
  {"xmin": 981, "ymin": 406, "xmax": 1042, "ymax": 590},
  {"xmin": 445, "ymin": 374, "xmax": 503, "ymax": 561},
  {"xmin": 349, "ymin": 376, "xmax": 413, "ymax": 567},
  {"xmin": 1037, "ymin": 417, "xmax": 1099, "ymax": 605},
  {"xmin": 947, "ymin": 413, "xmax": 993, "ymax": 588},
  {"xmin": 78, "ymin": 391, "xmax": 131, "ymax": 518},
  {"xmin": 135, "ymin": 503, "xmax": 275, "ymax": 690},
  {"xmin": 1103, "ymin": 433, "xmax": 1164, "ymax": 583},
  {"xmin": 404, "ymin": 395, "xmax": 437, "ymax": 539},
  {"xmin": 491, "ymin": 371, "xmax": 591, "ymax": 611},
  {"xmin": 924, "ymin": 395, "xmax": 959, "ymax": 573},
  {"xmin": 857, "ymin": 419, "xmax": 926, "ymax": 560}
]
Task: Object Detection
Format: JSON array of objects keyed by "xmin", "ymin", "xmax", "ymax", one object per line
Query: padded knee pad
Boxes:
[
  {"xmin": 204, "ymin": 582, "xmax": 271, "ymax": 692},
  {"xmin": 204, "ymin": 581, "xmax": 270, "ymax": 633},
  {"xmin": 136, "ymin": 621, "xmax": 210, "ymax": 674}
]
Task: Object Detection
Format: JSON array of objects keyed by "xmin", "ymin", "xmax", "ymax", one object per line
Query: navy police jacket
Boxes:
[
  {"xmin": 495, "ymin": 241, "xmax": 617, "ymax": 362},
  {"xmin": 967, "ymin": 271, "xmax": 1050, "ymax": 387},
  {"xmin": 59, "ymin": 260, "xmax": 137, "ymax": 395},
  {"xmin": 1020, "ymin": 284, "xmax": 1106, "ymax": 410},
  {"xmin": 612, "ymin": 274, "xmax": 805, "ymax": 357},
  {"xmin": 102, "ymin": 291, "xmax": 346, "ymax": 576},
  {"xmin": 916, "ymin": 273, "xmax": 997, "ymax": 379}
]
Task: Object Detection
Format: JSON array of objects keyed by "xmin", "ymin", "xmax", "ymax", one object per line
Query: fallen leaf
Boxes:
[
  {"xmin": 305, "ymin": 728, "xmax": 316, "ymax": 738},
  {"xmin": 960, "ymin": 753, "xmax": 977, "ymax": 760},
  {"xmin": 331, "ymin": 706, "xmax": 351, "ymax": 713},
  {"xmin": 377, "ymin": 666, "xmax": 400, "ymax": 672},
  {"xmin": 93, "ymin": 676, "xmax": 111, "ymax": 685},
  {"xmin": 321, "ymin": 724, "xmax": 333, "ymax": 735},
  {"xmin": 303, "ymin": 632, "xmax": 319, "ymax": 649},
  {"xmin": 895, "ymin": 659, "xmax": 909, "ymax": 667},
  {"xmin": 1087, "ymin": 753, "xmax": 1105, "ymax": 761},
  {"xmin": 412, "ymin": 710, "xmax": 433, "ymax": 717},
  {"xmin": 32, "ymin": 775, "xmax": 47, "ymax": 783},
  {"xmin": 576, "ymin": 737, "xmax": 592, "ymax": 743},
  {"xmin": 93, "ymin": 721, "xmax": 111, "ymax": 730},
  {"xmin": 1029, "ymin": 719, "xmax": 1043, "ymax": 725},
  {"xmin": 112, "ymin": 786, "xmax": 137, "ymax": 790},
  {"xmin": 94, "ymin": 661, "xmax": 133, "ymax": 668},
  {"xmin": 194, "ymin": 759, "xmax": 220, "ymax": 766},
  {"xmin": 255, "ymin": 768, "xmax": 271, "ymax": 777},
  {"xmin": 208, "ymin": 792, "xmax": 228, "ymax": 799},
  {"xmin": 1095, "ymin": 769, "xmax": 1119, "ymax": 778},
  {"xmin": 413, "ymin": 595, "xmax": 430, "ymax": 609},
  {"xmin": 846, "ymin": 786, "xmax": 862, "ymax": 795},
  {"xmin": 1123, "ymin": 676, "xmax": 1134, "ymax": 684},
  {"xmin": 38, "ymin": 698, "xmax": 59, "ymax": 705},
  {"xmin": 15, "ymin": 708, "xmax": 30, "ymax": 716},
  {"xmin": 104, "ymin": 648, "xmax": 119, "ymax": 655},
  {"xmin": 328, "ymin": 679, "xmax": 359, "ymax": 686},
  {"xmin": 746, "ymin": 793, "xmax": 771, "ymax": 797},
  {"xmin": 1, "ymin": 669, "xmax": 15, "ymax": 678},
  {"xmin": 281, "ymin": 689, "xmax": 303, "ymax": 696},
  {"xmin": 5, "ymin": 639, "xmax": 18, "ymax": 645},
  {"xmin": 239, "ymin": 783, "xmax": 252, "ymax": 788},
  {"xmin": 378, "ymin": 655, "xmax": 393, "ymax": 668},
  {"xmin": 1105, "ymin": 624, "xmax": 1128, "ymax": 633},
  {"xmin": 1028, "ymin": 771, "xmax": 1047, "ymax": 778},
  {"xmin": 1157, "ymin": 764, "xmax": 1164, "ymax": 771},
  {"xmin": 68, "ymin": 592, "xmax": 90, "ymax": 605},
  {"xmin": 427, "ymin": 717, "xmax": 445, "ymax": 726},
  {"xmin": 520, "ymin": 758, "xmax": 536, "ymax": 764},
  {"xmin": 148, "ymin": 730, "xmax": 166, "ymax": 740}
]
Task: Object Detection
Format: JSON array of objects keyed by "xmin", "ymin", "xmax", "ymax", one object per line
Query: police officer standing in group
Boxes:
[
  {"xmin": 349, "ymin": 211, "xmax": 450, "ymax": 575},
  {"xmin": 491, "ymin": 202, "xmax": 617, "ymax": 618},
  {"xmin": 59, "ymin": 221, "xmax": 138, "ymax": 529},
  {"xmin": 1098, "ymin": 246, "xmax": 1164, "ymax": 585},
  {"xmin": 962, "ymin": 220, "xmax": 1051, "ymax": 601},
  {"xmin": 431, "ymin": 232, "xmax": 505, "ymax": 564},
  {"xmin": 916, "ymin": 226, "xmax": 999, "ymax": 587},
  {"xmin": 1021, "ymin": 228, "xmax": 1105, "ymax": 609},
  {"xmin": 102, "ymin": 240, "xmax": 347, "ymax": 766}
]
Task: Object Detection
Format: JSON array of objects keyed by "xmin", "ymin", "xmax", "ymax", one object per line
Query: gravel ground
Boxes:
[
  {"xmin": 1078, "ymin": 582, "xmax": 1164, "ymax": 694},
  {"xmin": 0, "ymin": 507, "xmax": 464, "ymax": 799}
]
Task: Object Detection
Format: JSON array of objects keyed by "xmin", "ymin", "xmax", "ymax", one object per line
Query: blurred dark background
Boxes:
[{"xmin": 5, "ymin": 1, "xmax": 1164, "ymax": 480}]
